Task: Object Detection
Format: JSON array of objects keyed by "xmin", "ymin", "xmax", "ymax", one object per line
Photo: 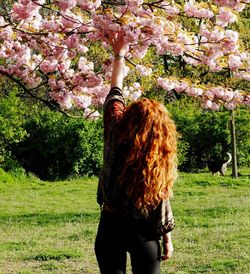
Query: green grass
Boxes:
[{"xmin": 0, "ymin": 168, "xmax": 249, "ymax": 273}]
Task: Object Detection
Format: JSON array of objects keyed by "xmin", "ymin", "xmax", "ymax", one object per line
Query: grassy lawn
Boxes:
[{"xmin": 0, "ymin": 168, "xmax": 249, "ymax": 273}]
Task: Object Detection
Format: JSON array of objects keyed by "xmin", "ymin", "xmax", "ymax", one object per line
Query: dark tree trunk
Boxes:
[{"xmin": 230, "ymin": 110, "xmax": 238, "ymax": 178}]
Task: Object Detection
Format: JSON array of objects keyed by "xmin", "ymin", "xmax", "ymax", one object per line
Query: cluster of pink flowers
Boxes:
[
  {"xmin": 123, "ymin": 83, "xmax": 143, "ymax": 102},
  {"xmin": 216, "ymin": 7, "xmax": 237, "ymax": 27},
  {"xmin": 125, "ymin": 0, "xmax": 144, "ymax": 8},
  {"xmin": 214, "ymin": 0, "xmax": 249, "ymax": 10},
  {"xmin": 197, "ymin": 24, "xmax": 250, "ymax": 74},
  {"xmin": 136, "ymin": 65, "xmax": 153, "ymax": 77},
  {"xmin": 157, "ymin": 77, "xmax": 249, "ymax": 110},
  {"xmin": 0, "ymin": 0, "xmax": 248, "ymax": 113},
  {"xmin": 74, "ymin": 0, "xmax": 102, "ymax": 11},
  {"xmin": 12, "ymin": 0, "xmax": 45, "ymax": 20},
  {"xmin": 184, "ymin": 1, "xmax": 214, "ymax": 18}
]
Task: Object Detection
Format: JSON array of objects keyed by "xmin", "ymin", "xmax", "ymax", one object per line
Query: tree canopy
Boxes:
[{"xmin": 0, "ymin": 0, "xmax": 249, "ymax": 117}]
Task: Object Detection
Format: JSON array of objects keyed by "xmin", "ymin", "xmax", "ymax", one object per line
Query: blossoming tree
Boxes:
[{"xmin": 0, "ymin": 0, "xmax": 249, "ymax": 117}]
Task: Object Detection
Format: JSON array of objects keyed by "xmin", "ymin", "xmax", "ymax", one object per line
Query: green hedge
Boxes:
[
  {"xmin": 167, "ymin": 98, "xmax": 250, "ymax": 171},
  {"xmin": 1, "ymin": 91, "xmax": 249, "ymax": 179},
  {"xmin": 12, "ymin": 109, "xmax": 103, "ymax": 181},
  {"xmin": 0, "ymin": 89, "xmax": 27, "ymax": 168}
]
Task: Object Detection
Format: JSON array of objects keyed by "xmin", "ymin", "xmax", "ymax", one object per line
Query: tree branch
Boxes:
[{"xmin": 0, "ymin": 69, "xmax": 81, "ymax": 118}]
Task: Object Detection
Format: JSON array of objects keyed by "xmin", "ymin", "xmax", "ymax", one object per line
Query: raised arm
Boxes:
[
  {"xmin": 102, "ymin": 32, "xmax": 128, "ymax": 139},
  {"xmin": 111, "ymin": 55, "xmax": 124, "ymax": 89},
  {"xmin": 110, "ymin": 32, "xmax": 128, "ymax": 89}
]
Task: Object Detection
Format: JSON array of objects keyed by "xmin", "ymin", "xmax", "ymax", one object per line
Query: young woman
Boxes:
[{"xmin": 95, "ymin": 33, "xmax": 177, "ymax": 274}]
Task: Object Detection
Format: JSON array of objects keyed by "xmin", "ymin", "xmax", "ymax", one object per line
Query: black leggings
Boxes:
[{"xmin": 95, "ymin": 211, "xmax": 161, "ymax": 274}]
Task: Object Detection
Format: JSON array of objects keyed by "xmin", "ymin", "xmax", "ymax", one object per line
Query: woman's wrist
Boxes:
[
  {"xmin": 163, "ymin": 232, "xmax": 172, "ymax": 243},
  {"xmin": 114, "ymin": 54, "xmax": 125, "ymax": 61}
]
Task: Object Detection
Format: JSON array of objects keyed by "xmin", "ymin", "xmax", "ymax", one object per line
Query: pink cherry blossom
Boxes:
[
  {"xmin": 214, "ymin": 0, "xmax": 241, "ymax": 9},
  {"xmin": 56, "ymin": 0, "xmax": 77, "ymax": 11},
  {"xmin": 216, "ymin": 7, "xmax": 237, "ymax": 27},
  {"xmin": 125, "ymin": 0, "xmax": 143, "ymax": 8},
  {"xmin": 12, "ymin": 3, "xmax": 33, "ymax": 20},
  {"xmin": 204, "ymin": 100, "xmax": 213, "ymax": 109},
  {"xmin": 136, "ymin": 65, "xmax": 152, "ymax": 77},
  {"xmin": 223, "ymin": 90, "xmax": 234, "ymax": 101},
  {"xmin": 0, "ymin": 0, "xmax": 248, "ymax": 113},
  {"xmin": 83, "ymin": 108, "xmax": 100, "ymax": 120},
  {"xmin": 203, "ymin": 90, "xmax": 215, "ymax": 100},
  {"xmin": 224, "ymin": 102, "xmax": 236, "ymax": 110},
  {"xmin": 72, "ymin": 94, "xmax": 92, "ymax": 109},
  {"xmin": 78, "ymin": 57, "xmax": 94, "ymax": 73},
  {"xmin": 184, "ymin": 1, "xmax": 214, "ymax": 18},
  {"xmin": 174, "ymin": 82, "xmax": 189, "ymax": 93},
  {"xmin": 228, "ymin": 54, "xmax": 242, "ymax": 71},
  {"xmin": 40, "ymin": 60, "xmax": 58, "ymax": 73},
  {"xmin": 163, "ymin": 5, "xmax": 180, "ymax": 17},
  {"xmin": 157, "ymin": 78, "xmax": 176, "ymax": 91},
  {"xmin": 186, "ymin": 87, "xmax": 204, "ymax": 97},
  {"xmin": 211, "ymin": 87, "xmax": 225, "ymax": 98},
  {"xmin": 77, "ymin": 0, "xmax": 102, "ymax": 11}
]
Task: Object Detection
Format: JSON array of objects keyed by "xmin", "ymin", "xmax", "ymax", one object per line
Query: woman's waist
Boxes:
[{"xmin": 102, "ymin": 202, "xmax": 142, "ymax": 220}]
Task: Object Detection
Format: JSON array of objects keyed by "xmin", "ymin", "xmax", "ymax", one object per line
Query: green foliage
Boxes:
[
  {"xmin": 12, "ymin": 108, "xmax": 103, "ymax": 181},
  {"xmin": 236, "ymin": 6, "xmax": 250, "ymax": 49},
  {"xmin": 0, "ymin": 92, "xmax": 102, "ymax": 180},
  {"xmin": 0, "ymin": 168, "xmax": 13, "ymax": 183},
  {"xmin": 0, "ymin": 88, "xmax": 27, "ymax": 167},
  {"xmin": 167, "ymin": 98, "xmax": 249, "ymax": 171},
  {"xmin": 0, "ymin": 167, "xmax": 40, "ymax": 184},
  {"xmin": 1, "ymin": 83, "xmax": 248, "ymax": 179},
  {"xmin": 235, "ymin": 108, "xmax": 250, "ymax": 167}
]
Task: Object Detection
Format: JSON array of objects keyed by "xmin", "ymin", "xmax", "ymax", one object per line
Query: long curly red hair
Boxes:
[{"xmin": 116, "ymin": 98, "xmax": 177, "ymax": 215}]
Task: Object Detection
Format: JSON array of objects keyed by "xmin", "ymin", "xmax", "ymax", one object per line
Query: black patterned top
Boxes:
[{"xmin": 97, "ymin": 87, "xmax": 175, "ymax": 236}]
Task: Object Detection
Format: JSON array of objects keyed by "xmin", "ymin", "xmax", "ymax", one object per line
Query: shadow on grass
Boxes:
[
  {"xmin": 24, "ymin": 250, "xmax": 82, "ymax": 261},
  {"xmin": 194, "ymin": 180, "xmax": 212, "ymax": 186},
  {"xmin": 194, "ymin": 177, "xmax": 249, "ymax": 187},
  {"xmin": 68, "ymin": 228, "xmax": 95, "ymax": 241},
  {"xmin": 187, "ymin": 259, "xmax": 239, "ymax": 273},
  {"xmin": 0, "ymin": 212, "xmax": 100, "ymax": 225},
  {"xmin": 183, "ymin": 206, "xmax": 236, "ymax": 217}
]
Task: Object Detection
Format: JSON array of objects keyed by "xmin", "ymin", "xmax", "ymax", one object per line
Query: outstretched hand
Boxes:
[{"xmin": 109, "ymin": 31, "xmax": 129, "ymax": 57}]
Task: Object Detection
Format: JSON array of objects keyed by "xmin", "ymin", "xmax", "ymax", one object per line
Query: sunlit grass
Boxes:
[{"xmin": 0, "ymin": 168, "xmax": 249, "ymax": 273}]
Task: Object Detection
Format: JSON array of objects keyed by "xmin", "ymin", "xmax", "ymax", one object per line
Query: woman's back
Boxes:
[
  {"xmin": 95, "ymin": 32, "xmax": 177, "ymax": 274},
  {"xmin": 99, "ymin": 87, "xmax": 177, "ymax": 216}
]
